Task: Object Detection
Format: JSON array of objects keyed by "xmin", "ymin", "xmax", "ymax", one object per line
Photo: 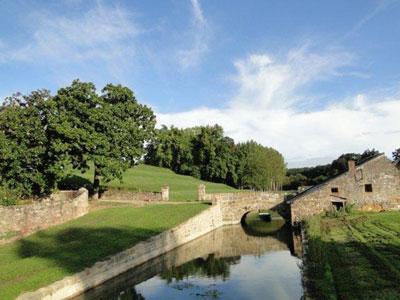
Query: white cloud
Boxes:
[
  {"xmin": 5, "ymin": 3, "xmax": 138, "ymax": 78},
  {"xmin": 158, "ymin": 46, "xmax": 400, "ymax": 167},
  {"xmin": 177, "ymin": 0, "xmax": 210, "ymax": 69}
]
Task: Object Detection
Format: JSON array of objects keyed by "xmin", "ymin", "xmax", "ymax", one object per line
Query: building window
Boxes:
[
  {"xmin": 365, "ymin": 184, "xmax": 373, "ymax": 192},
  {"xmin": 331, "ymin": 187, "xmax": 339, "ymax": 193}
]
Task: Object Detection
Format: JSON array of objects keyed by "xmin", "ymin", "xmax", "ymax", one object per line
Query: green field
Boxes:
[
  {"xmin": 66, "ymin": 164, "xmax": 237, "ymax": 201},
  {"xmin": 304, "ymin": 211, "xmax": 400, "ymax": 299},
  {"xmin": 0, "ymin": 203, "xmax": 207, "ymax": 299}
]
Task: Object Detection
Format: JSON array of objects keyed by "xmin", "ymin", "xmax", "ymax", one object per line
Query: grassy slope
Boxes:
[
  {"xmin": 74, "ymin": 164, "xmax": 237, "ymax": 201},
  {"xmin": 304, "ymin": 211, "xmax": 400, "ymax": 299},
  {"xmin": 0, "ymin": 203, "xmax": 207, "ymax": 300}
]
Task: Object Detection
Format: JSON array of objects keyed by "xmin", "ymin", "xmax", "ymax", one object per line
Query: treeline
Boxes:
[
  {"xmin": 145, "ymin": 125, "xmax": 286, "ymax": 190},
  {"xmin": 284, "ymin": 149, "xmax": 381, "ymax": 190},
  {"xmin": 0, "ymin": 80, "xmax": 287, "ymax": 205}
]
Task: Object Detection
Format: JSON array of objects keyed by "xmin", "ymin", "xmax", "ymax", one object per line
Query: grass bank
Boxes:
[
  {"xmin": 63, "ymin": 164, "xmax": 237, "ymax": 201},
  {"xmin": 304, "ymin": 211, "xmax": 400, "ymax": 299},
  {"xmin": 0, "ymin": 203, "xmax": 208, "ymax": 299}
]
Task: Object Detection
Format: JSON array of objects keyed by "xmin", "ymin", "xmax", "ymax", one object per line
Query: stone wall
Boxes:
[
  {"xmin": 291, "ymin": 155, "xmax": 400, "ymax": 224},
  {"xmin": 198, "ymin": 185, "xmax": 284, "ymax": 224},
  {"xmin": 100, "ymin": 186, "xmax": 169, "ymax": 202},
  {"xmin": 0, "ymin": 188, "xmax": 89, "ymax": 244},
  {"xmin": 17, "ymin": 187, "xmax": 286, "ymax": 299},
  {"xmin": 76, "ymin": 225, "xmax": 289, "ymax": 299},
  {"xmin": 18, "ymin": 204, "xmax": 224, "ymax": 300}
]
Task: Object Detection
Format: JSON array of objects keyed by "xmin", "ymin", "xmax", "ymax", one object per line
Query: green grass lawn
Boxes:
[
  {"xmin": 304, "ymin": 211, "xmax": 400, "ymax": 299},
  {"xmin": 64, "ymin": 164, "xmax": 237, "ymax": 201},
  {"xmin": 0, "ymin": 203, "xmax": 208, "ymax": 299}
]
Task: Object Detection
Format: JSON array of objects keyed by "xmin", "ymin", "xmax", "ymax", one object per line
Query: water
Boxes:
[{"xmin": 76, "ymin": 220, "xmax": 303, "ymax": 300}]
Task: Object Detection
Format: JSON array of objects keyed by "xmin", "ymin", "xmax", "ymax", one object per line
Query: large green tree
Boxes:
[
  {"xmin": 0, "ymin": 91, "xmax": 62, "ymax": 197},
  {"xmin": 49, "ymin": 80, "xmax": 156, "ymax": 197},
  {"xmin": 235, "ymin": 141, "xmax": 285, "ymax": 190},
  {"xmin": 192, "ymin": 125, "xmax": 237, "ymax": 184}
]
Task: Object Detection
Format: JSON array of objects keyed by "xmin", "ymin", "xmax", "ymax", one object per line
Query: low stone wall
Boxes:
[
  {"xmin": 18, "ymin": 204, "xmax": 224, "ymax": 300},
  {"xmin": 0, "ymin": 188, "xmax": 89, "ymax": 244},
  {"xmin": 197, "ymin": 184, "xmax": 281, "ymax": 203},
  {"xmin": 100, "ymin": 186, "xmax": 169, "ymax": 202}
]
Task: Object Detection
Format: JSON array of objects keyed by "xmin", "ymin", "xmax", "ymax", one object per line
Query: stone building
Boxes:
[{"xmin": 290, "ymin": 154, "xmax": 400, "ymax": 224}]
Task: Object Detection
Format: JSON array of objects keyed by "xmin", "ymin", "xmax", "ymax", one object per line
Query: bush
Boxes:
[
  {"xmin": 0, "ymin": 185, "xmax": 20, "ymax": 206},
  {"xmin": 325, "ymin": 203, "xmax": 356, "ymax": 218}
]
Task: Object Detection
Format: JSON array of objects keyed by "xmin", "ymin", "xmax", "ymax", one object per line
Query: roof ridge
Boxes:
[{"xmin": 289, "ymin": 153, "xmax": 386, "ymax": 203}]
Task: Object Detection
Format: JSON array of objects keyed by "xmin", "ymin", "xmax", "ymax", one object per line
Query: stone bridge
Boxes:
[{"xmin": 198, "ymin": 185, "xmax": 287, "ymax": 224}]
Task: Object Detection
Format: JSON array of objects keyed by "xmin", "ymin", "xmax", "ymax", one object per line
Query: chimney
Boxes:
[{"xmin": 348, "ymin": 160, "xmax": 356, "ymax": 178}]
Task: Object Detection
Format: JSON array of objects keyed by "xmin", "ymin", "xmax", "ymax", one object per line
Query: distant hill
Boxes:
[{"xmin": 63, "ymin": 164, "xmax": 237, "ymax": 201}]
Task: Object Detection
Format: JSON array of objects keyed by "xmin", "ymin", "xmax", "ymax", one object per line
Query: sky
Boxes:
[{"xmin": 0, "ymin": 0, "xmax": 399, "ymax": 167}]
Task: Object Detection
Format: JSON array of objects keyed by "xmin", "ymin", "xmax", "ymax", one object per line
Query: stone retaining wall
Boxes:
[
  {"xmin": 100, "ymin": 186, "xmax": 169, "ymax": 202},
  {"xmin": 17, "ymin": 203, "xmax": 224, "ymax": 300},
  {"xmin": 0, "ymin": 188, "xmax": 89, "ymax": 244},
  {"xmin": 197, "ymin": 184, "xmax": 282, "ymax": 203}
]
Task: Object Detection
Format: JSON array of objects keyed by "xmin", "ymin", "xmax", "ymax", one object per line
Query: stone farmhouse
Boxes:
[{"xmin": 290, "ymin": 154, "xmax": 400, "ymax": 225}]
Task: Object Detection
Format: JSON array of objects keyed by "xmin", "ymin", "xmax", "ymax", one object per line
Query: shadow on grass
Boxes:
[{"xmin": 17, "ymin": 227, "xmax": 162, "ymax": 274}]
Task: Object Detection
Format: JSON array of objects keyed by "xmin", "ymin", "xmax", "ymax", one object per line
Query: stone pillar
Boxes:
[
  {"xmin": 198, "ymin": 184, "xmax": 206, "ymax": 201},
  {"xmin": 161, "ymin": 185, "xmax": 169, "ymax": 201}
]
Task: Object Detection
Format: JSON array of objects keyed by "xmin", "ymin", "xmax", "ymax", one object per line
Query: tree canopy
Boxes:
[
  {"xmin": 145, "ymin": 125, "xmax": 286, "ymax": 190},
  {"xmin": 0, "ymin": 80, "xmax": 156, "ymax": 199},
  {"xmin": 49, "ymin": 80, "xmax": 156, "ymax": 196}
]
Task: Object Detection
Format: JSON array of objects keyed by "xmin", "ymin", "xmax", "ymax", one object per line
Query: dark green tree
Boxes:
[
  {"xmin": 235, "ymin": 141, "xmax": 286, "ymax": 190},
  {"xmin": 49, "ymin": 80, "xmax": 156, "ymax": 197},
  {"xmin": 0, "ymin": 91, "xmax": 61, "ymax": 197},
  {"xmin": 192, "ymin": 125, "xmax": 237, "ymax": 184}
]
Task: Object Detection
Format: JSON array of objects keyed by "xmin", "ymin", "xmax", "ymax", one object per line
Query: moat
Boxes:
[{"xmin": 75, "ymin": 218, "xmax": 303, "ymax": 300}]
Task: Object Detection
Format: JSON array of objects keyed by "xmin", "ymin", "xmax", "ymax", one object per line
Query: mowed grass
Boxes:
[
  {"xmin": 304, "ymin": 211, "xmax": 400, "ymax": 299},
  {"xmin": 72, "ymin": 164, "xmax": 237, "ymax": 201},
  {"xmin": 0, "ymin": 203, "xmax": 208, "ymax": 299}
]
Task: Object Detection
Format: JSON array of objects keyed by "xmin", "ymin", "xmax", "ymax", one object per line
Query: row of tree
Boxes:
[
  {"xmin": 284, "ymin": 149, "xmax": 382, "ymax": 190},
  {"xmin": 145, "ymin": 125, "xmax": 286, "ymax": 190},
  {"xmin": 1, "ymin": 80, "xmax": 287, "ymax": 203},
  {"xmin": 0, "ymin": 80, "xmax": 155, "ymax": 200}
]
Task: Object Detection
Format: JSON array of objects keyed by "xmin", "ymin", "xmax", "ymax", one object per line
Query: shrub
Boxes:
[{"xmin": 0, "ymin": 185, "xmax": 20, "ymax": 206}]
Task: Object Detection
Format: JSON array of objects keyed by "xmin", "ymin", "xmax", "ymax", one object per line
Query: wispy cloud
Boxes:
[
  {"xmin": 158, "ymin": 46, "xmax": 400, "ymax": 166},
  {"xmin": 231, "ymin": 45, "xmax": 353, "ymax": 110},
  {"xmin": 3, "ymin": 3, "xmax": 139, "ymax": 80},
  {"xmin": 343, "ymin": 0, "xmax": 398, "ymax": 39},
  {"xmin": 177, "ymin": 0, "xmax": 211, "ymax": 69}
]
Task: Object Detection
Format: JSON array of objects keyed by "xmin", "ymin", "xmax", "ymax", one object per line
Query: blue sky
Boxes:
[{"xmin": 1, "ymin": 0, "xmax": 399, "ymax": 167}]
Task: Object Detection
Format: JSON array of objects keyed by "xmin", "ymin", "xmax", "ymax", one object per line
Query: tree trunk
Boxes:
[{"xmin": 93, "ymin": 165, "xmax": 100, "ymax": 200}]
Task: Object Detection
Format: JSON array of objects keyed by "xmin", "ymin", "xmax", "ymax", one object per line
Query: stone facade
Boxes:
[
  {"xmin": 290, "ymin": 155, "xmax": 400, "ymax": 224},
  {"xmin": 0, "ymin": 188, "xmax": 89, "ymax": 244},
  {"xmin": 100, "ymin": 186, "xmax": 169, "ymax": 202}
]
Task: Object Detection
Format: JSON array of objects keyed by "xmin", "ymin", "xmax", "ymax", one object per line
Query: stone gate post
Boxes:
[
  {"xmin": 198, "ymin": 184, "xmax": 206, "ymax": 201},
  {"xmin": 161, "ymin": 185, "xmax": 169, "ymax": 201}
]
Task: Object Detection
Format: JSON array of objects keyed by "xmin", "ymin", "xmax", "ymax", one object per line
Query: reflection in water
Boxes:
[{"xmin": 75, "ymin": 221, "xmax": 303, "ymax": 300}]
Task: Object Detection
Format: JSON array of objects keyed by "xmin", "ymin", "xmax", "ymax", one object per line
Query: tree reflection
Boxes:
[{"xmin": 160, "ymin": 254, "xmax": 240, "ymax": 283}]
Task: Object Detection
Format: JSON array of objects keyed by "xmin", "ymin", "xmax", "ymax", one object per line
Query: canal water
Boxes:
[{"xmin": 76, "ymin": 219, "xmax": 303, "ymax": 300}]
